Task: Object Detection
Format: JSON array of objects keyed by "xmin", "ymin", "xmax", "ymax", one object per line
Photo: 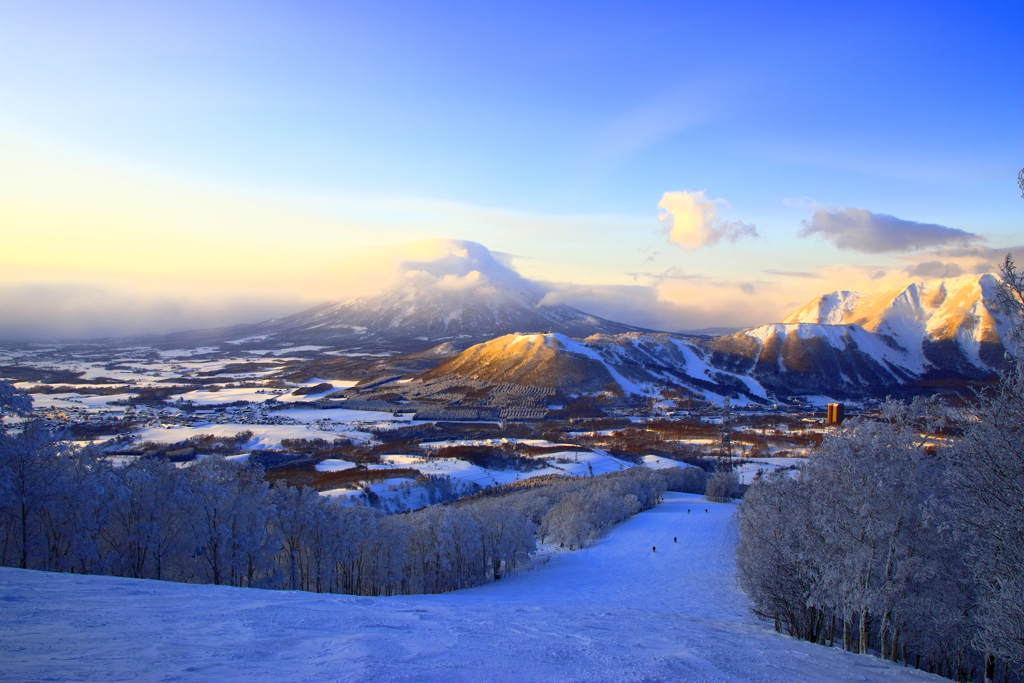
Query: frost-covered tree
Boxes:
[
  {"xmin": 948, "ymin": 353, "xmax": 1024, "ymax": 667},
  {"xmin": 661, "ymin": 465, "xmax": 708, "ymax": 494},
  {"xmin": 468, "ymin": 502, "xmax": 535, "ymax": 580},
  {"xmin": 3, "ymin": 405, "xmax": 672, "ymax": 600},
  {"xmin": 805, "ymin": 400, "xmax": 947, "ymax": 659},
  {"xmin": 38, "ymin": 444, "xmax": 116, "ymax": 575},
  {"xmin": 943, "ymin": 252, "xmax": 1024, "ymax": 672},
  {"xmin": 0, "ymin": 381, "xmax": 32, "ymax": 425},
  {"xmin": 102, "ymin": 457, "xmax": 187, "ymax": 580},
  {"xmin": 0, "ymin": 421, "xmax": 77, "ymax": 569},
  {"xmin": 737, "ymin": 394, "xmax": 1023, "ymax": 680},
  {"xmin": 540, "ymin": 490, "xmax": 598, "ymax": 549},
  {"xmin": 705, "ymin": 470, "xmax": 739, "ymax": 502},
  {"xmin": 179, "ymin": 457, "xmax": 277, "ymax": 587},
  {"xmin": 996, "ymin": 254, "xmax": 1024, "ymax": 341},
  {"xmin": 737, "ymin": 469, "xmax": 823, "ymax": 640}
]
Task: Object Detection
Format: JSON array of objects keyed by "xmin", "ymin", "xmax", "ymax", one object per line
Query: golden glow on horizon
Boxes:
[
  {"xmin": 0, "ymin": 137, "xmax": 407, "ymax": 299},
  {"xmin": 0, "ymin": 136, "xmax": 1009, "ymax": 338}
]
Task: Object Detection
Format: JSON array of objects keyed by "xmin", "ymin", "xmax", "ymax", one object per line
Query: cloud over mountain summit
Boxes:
[{"xmin": 392, "ymin": 239, "xmax": 536, "ymax": 297}]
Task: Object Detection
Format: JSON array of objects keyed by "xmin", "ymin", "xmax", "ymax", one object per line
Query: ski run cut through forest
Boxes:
[{"xmin": 0, "ymin": 493, "xmax": 942, "ymax": 683}]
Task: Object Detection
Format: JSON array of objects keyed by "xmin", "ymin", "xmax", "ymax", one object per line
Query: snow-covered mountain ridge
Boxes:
[
  {"xmin": 133, "ymin": 243, "xmax": 1015, "ymax": 401},
  {"xmin": 401, "ymin": 274, "xmax": 1015, "ymax": 402},
  {"xmin": 782, "ymin": 274, "xmax": 1011, "ymax": 371}
]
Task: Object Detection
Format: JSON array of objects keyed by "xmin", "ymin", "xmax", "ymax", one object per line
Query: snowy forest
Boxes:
[
  {"xmin": 737, "ymin": 370, "xmax": 1024, "ymax": 679},
  {"xmin": 0, "ymin": 386, "xmax": 705, "ymax": 596}
]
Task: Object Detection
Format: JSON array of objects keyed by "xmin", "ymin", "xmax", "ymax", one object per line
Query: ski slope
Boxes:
[{"xmin": 0, "ymin": 493, "xmax": 938, "ymax": 683}]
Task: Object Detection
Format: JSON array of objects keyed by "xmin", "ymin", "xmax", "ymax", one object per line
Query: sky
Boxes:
[{"xmin": 1, "ymin": 0, "xmax": 1022, "ymax": 339}]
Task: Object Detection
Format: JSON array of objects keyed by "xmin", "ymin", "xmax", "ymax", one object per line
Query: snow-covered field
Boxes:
[
  {"xmin": 131, "ymin": 423, "xmax": 356, "ymax": 448},
  {"xmin": 130, "ymin": 407, "xmax": 416, "ymax": 448},
  {"xmin": 375, "ymin": 450, "xmax": 635, "ymax": 489},
  {"xmin": 175, "ymin": 387, "xmax": 285, "ymax": 404},
  {"xmin": 24, "ymin": 392, "xmax": 134, "ymax": 410},
  {"xmin": 0, "ymin": 493, "xmax": 937, "ymax": 683},
  {"xmin": 734, "ymin": 457, "xmax": 808, "ymax": 485}
]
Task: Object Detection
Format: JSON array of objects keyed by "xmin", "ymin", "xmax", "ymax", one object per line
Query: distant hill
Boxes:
[{"xmin": 421, "ymin": 333, "xmax": 621, "ymax": 394}]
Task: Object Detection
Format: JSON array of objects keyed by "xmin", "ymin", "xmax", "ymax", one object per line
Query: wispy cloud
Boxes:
[
  {"xmin": 799, "ymin": 206, "xmax": 981, "ymax": 253},
  {"xmin": 763, "ymin": 269, "xmax": 823, "ymax": 279},
  {"xmin": 903, "ymin": 261, "xmax": 964, "ymax": 279},
  {"xmin": 658, "ymin": 191, "xmax": 758, "ymax": 249},
  {"xmin": 929, "ymin": 244, "xmax": 1024, "ymax": 262},
  {"xmin": 626, "ymin": 266, "xmax": 709, "ymax": 283}
]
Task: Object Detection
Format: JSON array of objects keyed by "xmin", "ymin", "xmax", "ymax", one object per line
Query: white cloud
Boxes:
[
  {"xmin": 658, "ymin": 191, "xmax": 758, "ymax": 249},
  {"xmin": 799, "ymin": 206, "xmax": 981, "ymax": 253}
]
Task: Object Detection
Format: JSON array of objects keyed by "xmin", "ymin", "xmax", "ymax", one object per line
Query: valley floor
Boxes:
[{"xmin": 0, "ymin": 493, "xmax": 938, "ymax": 683}]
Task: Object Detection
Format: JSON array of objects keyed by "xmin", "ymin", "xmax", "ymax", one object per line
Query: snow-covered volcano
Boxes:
[{"xmin": 164, "ymin": 240, "xmax": 648, "ymax": 353}]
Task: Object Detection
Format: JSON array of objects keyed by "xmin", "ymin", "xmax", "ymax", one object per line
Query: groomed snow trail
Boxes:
[{"xmin": 0, "ymin": 493, "xmax": 939, "ymax": 683}]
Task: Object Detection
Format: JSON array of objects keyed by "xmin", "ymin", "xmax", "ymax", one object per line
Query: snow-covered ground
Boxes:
[
  {"xmin": 315, "ymin": 458, "xmax": 358, "ymax": 472},
  {"xmin": 129, "ymin": 407, "xmax": 416, "ymax": 448},
  {"xmin": 0, "ymin": 493, "xmax": 938, "ymax": 683},
  {"xmin": 25, "ymin": 392, "xmax": 135, "ymax": 410},
  {"xmin": 640, "ymin": 454, "xmax": 689, "ymax": 469},
  {"xmin": 175, "ymin": 387, "xmax": 285, "ymax": 404},
  {"xmin": 373, "ymin": 450, "xmax": 635, "ymax": 490},
  {"xmin": 131, "ymin": 423, "xmax": 359, "ymax": 449},
  {"xmin": 274, "ymin": 407, "xmax": 413, "ymax": 423},
  {"xmin": 735, "ymin": 457, "xmax": 808, "ymax": 485}
]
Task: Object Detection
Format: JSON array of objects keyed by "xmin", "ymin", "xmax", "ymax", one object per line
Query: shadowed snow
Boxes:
[{"xmin": 0, "ymin": 493, "xmax": 940, "ymax": 682}]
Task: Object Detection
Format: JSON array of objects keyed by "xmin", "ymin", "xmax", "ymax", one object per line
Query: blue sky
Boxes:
[{"xmin": 1, "ymin": 0, "xmax": 1022, "ymax": 337}]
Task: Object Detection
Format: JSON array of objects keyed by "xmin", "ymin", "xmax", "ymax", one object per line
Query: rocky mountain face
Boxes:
[
  {"xmin": 704, "ymin": 274, "xmax": 1014, "ymax": 398},
  {"xmin": 781, "ymin": 274, "xmax": 1012, "ymax": 377},
  {"xmin": 344, "ymin": 332, "xmax": 771, "ymax": 415},
  {"xmin": 704, "ymin": 324, "xmax": 918, "ymax": 398}
]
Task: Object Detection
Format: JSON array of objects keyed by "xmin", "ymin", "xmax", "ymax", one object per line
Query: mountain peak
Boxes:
[{"xmin": 193, "ymin": 241, "xmax": 652, "ymax": 353}]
